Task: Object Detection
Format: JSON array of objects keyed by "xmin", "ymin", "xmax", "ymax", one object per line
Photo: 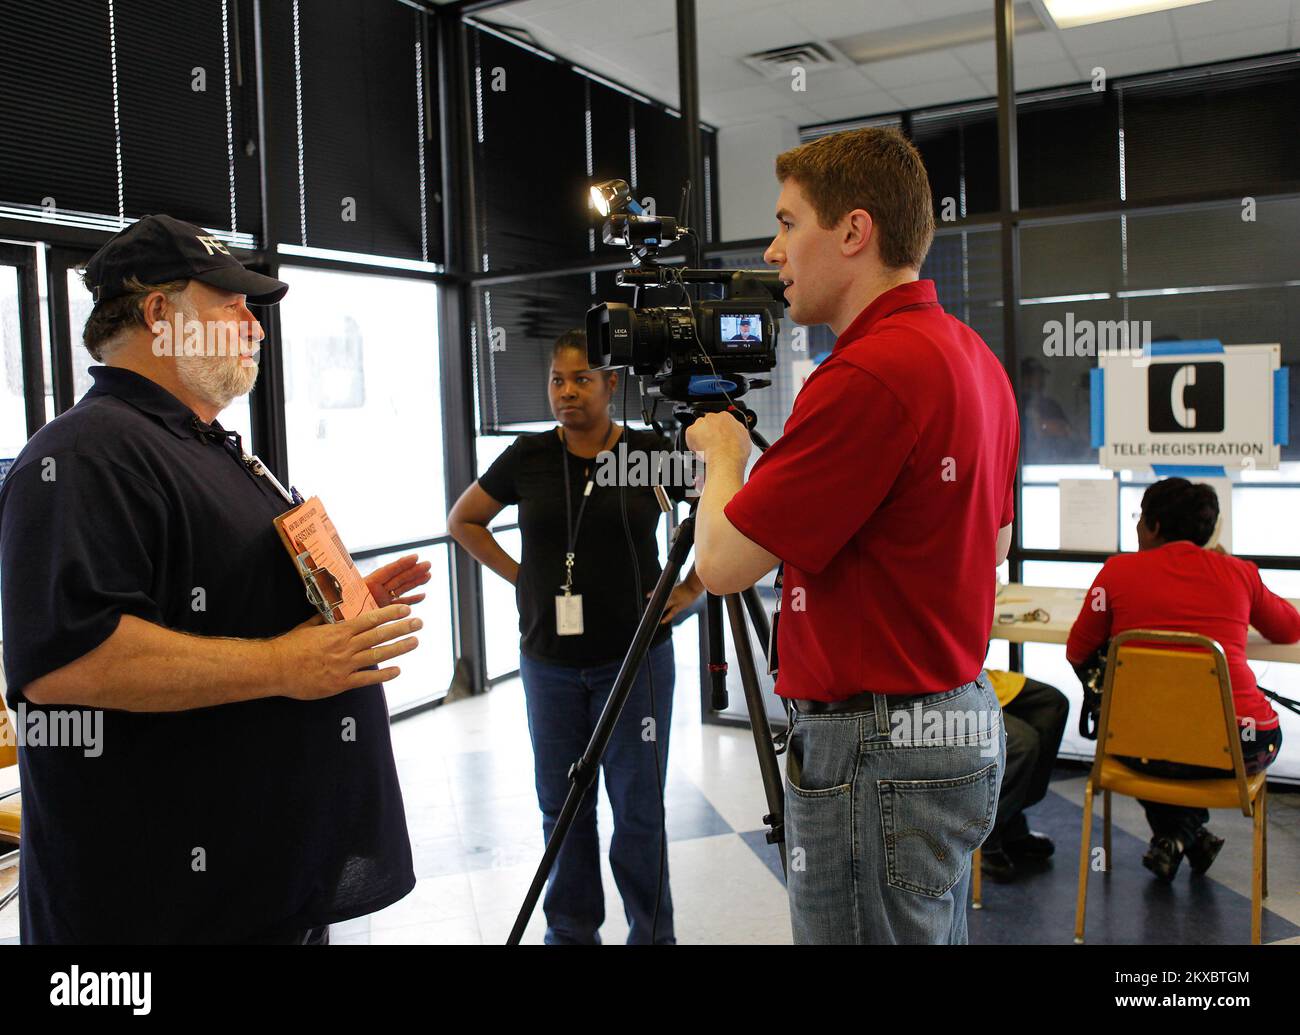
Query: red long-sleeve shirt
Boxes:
[{"xmin": 1066, "ymin": 541, "xmax": 1300, "ymax": 730}]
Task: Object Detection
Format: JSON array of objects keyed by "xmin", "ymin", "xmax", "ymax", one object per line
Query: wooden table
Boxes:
[{"xmin": 989, "ymin": 583, "xmax": 1300, "ymax": 664}]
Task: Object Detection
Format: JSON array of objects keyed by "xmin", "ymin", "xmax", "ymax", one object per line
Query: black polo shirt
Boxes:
[
  {"xmin": 478, "ymin": 427, "xmax": 687, "ymax": 666},
  {"xmin": 0, "ymin": 365, "xmax": 414, "ymax": 944}
]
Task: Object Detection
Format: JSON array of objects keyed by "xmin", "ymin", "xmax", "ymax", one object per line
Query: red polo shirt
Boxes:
[
  {"xmin": 725, "ymin": 280, "xmax": 1019, "ymax": 700},
  {"xmin": 1066, "ymin": 541, "xmax": 1300, "ymax": 730}
]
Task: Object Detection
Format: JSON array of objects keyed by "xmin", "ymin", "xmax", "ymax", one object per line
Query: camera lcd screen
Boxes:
[{"xmin": 719, "ymin": 313, "xmax": 762, "ymax": 350}]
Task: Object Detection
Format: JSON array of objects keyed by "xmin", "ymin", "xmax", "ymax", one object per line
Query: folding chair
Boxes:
[{"xmin": 1074, "ymin": 630, "xmax": 1268, "ymax": 944}]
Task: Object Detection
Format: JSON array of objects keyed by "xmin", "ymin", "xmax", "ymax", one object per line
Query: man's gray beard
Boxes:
[
  {"xmin": 172, "ymin": 314, "xmax": 260, "ymax": 413},
  {"xmin": 175, "ymin": 350, "xmax": 259, "ymax": 412}
]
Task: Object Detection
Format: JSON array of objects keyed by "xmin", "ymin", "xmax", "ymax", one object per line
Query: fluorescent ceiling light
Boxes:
[{"xmin": 1042, "ymin": 0, "xmax": 1214, "ymax": 29}]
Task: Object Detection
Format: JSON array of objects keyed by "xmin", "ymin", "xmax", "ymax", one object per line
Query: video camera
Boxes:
[{"xmin": 583, "ymin": 178, "xmax": 785, "ymax": 404}]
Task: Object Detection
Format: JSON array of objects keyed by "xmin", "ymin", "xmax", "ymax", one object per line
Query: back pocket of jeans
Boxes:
[{"xmin": 877, "ymin": 762, "xmax": 998, "ymax": 898}]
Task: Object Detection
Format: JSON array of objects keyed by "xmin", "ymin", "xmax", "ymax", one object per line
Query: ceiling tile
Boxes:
[
  {"xmin": 489, "ymin": 0, "xmax": 589, "ymax": 16},
  {"xmin": 698, "ymin": 59, "xmax": 769, "ymax": 94},
  {"xmin": 949, "ymin": 41, "xmax": 999, "ymax": 74},
  {"xmin": 1015, "ymin": 61, "xmax": 1087, "ymax": 91},
  {"xmin": 791, "ymin": 103, "xmax": 831, "ymax": 124},
  {"xmin": 1012, "ymin": 28, "xmax": 1074, "ymax": 66},
  {"xmin": 564, "ymin": 44, "xmax": 677, "ymax": 101},
  {"xmin": 696, "ymin": 0, "xmax": 789, "ymax": 19},
  {"xmin": 1070, "ymin": 43, "xmax": 1182, "ymax": 79},
  {"xmin": 911, "ymin": 0, "xmax": 1000, "ymax": 17},
  {"xmin": 487, "ymin": 2, "xmax": 649, "ymax": 48},
  {"xmin": 1057, "ymin": 11, "xmax": 1175, "ymax": 53},
  {"xmin": 803, "ymin": 92, "xmax": 905, "ymax": 123},
  {"xmin": 1178, "ymin": 24, "xmax": 1290, "ymax": 63},
  {"xmin": 700, "ymin": 81, "xmax": 802, "ymax": 121},
  {"xmin": 562, "ymin": 0, "xmax": 680, "ymax": 39},
  {"xmin": 695, "ymin": 8, "xmax": 828, "ymax": 59},
  {"xmin": 474, "ymin": 0, "xmax": 1292, "ymax": 132},
  {"xmin": 614, "ymin": 27, "xmax": 680, "ymax": 66},
  {"xmin": 856, "ymin": 50, "xmax": 975, "ymax": 88},
  {"xmin": 721, "ymin": 109, "xmax": 811, "ymax": 131},
  {"xmin": 914, "ymin": 28, "xmax": 1068, "ymax": 78},
  {"xmin": 784, "ymin": 0, "xmax": 921, "ymax": 40},
  {"xmin": 1171, "ymin": 0, "xmax": 1292, "ymax": 37},
  {"xmin": 888, "ymin": 74, "xmax": 989, "ymax": 109},
  {"xmin": 791, "ymin": 67, "xmax": 881, "ymax": 102}
]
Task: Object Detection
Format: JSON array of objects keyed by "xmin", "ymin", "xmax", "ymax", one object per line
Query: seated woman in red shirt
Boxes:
[{"xmin": 1067, "ymin": 477, "xmax": 1300, "ymax": 882}]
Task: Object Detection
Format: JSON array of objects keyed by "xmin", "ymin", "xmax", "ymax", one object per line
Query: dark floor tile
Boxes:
[
  {"xmin": 660, "ymin": 779, "xmax": 733, "ymax": 842},
  {"xmin": 970, "ymin": 788, "xmax": 1300, "ymax": 945},
  {"xmin": 738, "ymin": 829, "xmax": 786, "ymax": 886}
]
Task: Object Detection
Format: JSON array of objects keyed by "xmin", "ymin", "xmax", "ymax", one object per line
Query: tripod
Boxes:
[{"xmin": 506, "ymin": 430, "xmax": 787, "ymax": 945}]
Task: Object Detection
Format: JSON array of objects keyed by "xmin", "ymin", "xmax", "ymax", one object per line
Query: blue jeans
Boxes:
[
  {"xmin": 519, "ymin": 638, "xmax": 675, "ymax": 945},
  {"xmin": 784, "ymin": 674, "xmax": 1005, "ymax": 944}
]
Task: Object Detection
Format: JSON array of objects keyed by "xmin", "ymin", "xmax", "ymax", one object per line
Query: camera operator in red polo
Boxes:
[{"xmin": 686, "ymin": 128, "xmax": 1019, "ymax": 945}]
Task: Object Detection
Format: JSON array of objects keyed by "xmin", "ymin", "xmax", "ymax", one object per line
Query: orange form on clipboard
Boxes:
[{"xmin": 273, "ymin": 496, "xmax": 377, "ymax": 622}]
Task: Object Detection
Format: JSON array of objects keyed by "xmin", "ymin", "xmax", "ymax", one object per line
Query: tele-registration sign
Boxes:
[{"xmin": 1092, "ymin": 341, "xmax": 1289, "ymax": 475}]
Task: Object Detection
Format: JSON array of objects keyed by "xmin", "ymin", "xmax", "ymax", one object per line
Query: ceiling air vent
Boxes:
[{"xmin": 742, "ymin": 42, "xmax": 843, "ymax": 80}]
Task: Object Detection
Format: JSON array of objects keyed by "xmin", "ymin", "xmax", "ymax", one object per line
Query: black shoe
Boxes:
[
  {"xmin": 980, "ymin": 846, "xmax": 1018, "ymax": 883},
  {"xmin": 1185, "ymin": 827, "xmax": 1225, "ymax": 875},
  {"xmin": 1142, "ymin": 836, "xmax": 1184, "ymax": 883},
  {"xmin": 1003, "ymin": 830, "xmax": 1055, "ymax": 862}
]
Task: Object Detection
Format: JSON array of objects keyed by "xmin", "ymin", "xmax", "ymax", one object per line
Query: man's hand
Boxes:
[
  {"xmin": 365, "ymin": 553, "xmax": 433, "ymax": 606},
  {"xmin": 683, "ymin": 412, "xmax": 776, "ymax": 595},
  {"xmin": 273, "ymin": 603, "xmax": 421, "ymax": 701},
  {"xmin": 685, "ymin": 410, "xmax": 753, "ymax": 465}
]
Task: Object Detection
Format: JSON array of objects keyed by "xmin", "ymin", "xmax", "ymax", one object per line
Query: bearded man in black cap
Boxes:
[{"xmin": 0, "ymin": 215, "xmax": 428, "ymax": 944}]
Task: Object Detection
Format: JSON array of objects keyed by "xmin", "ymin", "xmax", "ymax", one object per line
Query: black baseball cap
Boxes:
[{"xmin": 84, "ymin": 214, "xmax": 288, "ymax": 305}]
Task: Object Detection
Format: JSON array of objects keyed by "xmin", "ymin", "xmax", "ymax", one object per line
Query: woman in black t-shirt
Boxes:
[{"xmin": 448, "ymin": 328, "xmax": 703, "ymax": 945}]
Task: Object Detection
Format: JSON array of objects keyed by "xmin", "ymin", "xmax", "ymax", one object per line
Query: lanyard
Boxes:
[
  {"xmin": 243, "ymin": 451, "xmax": 300, "ymax": 506},
  {"xmin": 559, "ymin": 423, "xmax": 616, "ymax": 593},
  {"xmin": 191, "ymin": 415, "xmax": 303, "ymax": 507}
]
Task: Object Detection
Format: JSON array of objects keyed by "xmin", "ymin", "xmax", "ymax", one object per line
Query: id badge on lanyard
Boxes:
[
  {"xmin": 555, "ymin": 589, "xmax": 584, "ymax": 636},
  {"xmin": 556, "ymin": 426, "xmax": 614, "ymax": 636},
  {"xmin": 556, "ymin": 486, "xmax": 592, "ymax": 637}
]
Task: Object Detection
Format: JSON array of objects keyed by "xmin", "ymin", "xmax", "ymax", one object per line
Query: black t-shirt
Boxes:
[
  {"xmin": 0, "ymin": 366, "xmax": 414, "ymax": 943},
  {"xmin": 478, "ymin": 426, "xmax": 686, "ymax": 666}
]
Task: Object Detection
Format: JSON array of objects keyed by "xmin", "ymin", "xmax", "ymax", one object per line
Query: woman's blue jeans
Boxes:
[{"xmin": 519, "ymin": 638, "xmax": 675, "ymax": 945}]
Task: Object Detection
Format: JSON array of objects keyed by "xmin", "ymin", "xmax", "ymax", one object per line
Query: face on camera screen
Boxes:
[{"xmin": 720, "ymin": 313, "xmax": 762, "ymax": 348}]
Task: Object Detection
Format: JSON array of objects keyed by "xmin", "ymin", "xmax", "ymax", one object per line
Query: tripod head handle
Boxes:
[{"xmin": 671, "ymin": 400, "xmax": 768, "ymax": 453}]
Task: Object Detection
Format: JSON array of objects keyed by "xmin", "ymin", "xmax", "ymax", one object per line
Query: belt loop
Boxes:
[{"xmin": 872, "ymin": 692, "xmax": 889, "ymax": 736}]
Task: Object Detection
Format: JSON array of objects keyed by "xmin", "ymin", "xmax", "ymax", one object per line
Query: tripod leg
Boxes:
[
  {"xmin": 705, "ymin": 593, "xmax": 729, "ymax": 711},
  {"xmin": 507, "ymin": 516, "xmax": 696, "ymax": 945},
  {"xmin": 724, "ymin": 593, "xmax": 787, "ymax": 877}
]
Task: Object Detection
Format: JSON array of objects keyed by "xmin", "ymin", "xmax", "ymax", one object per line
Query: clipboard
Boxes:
[{"xmin": 272, "ymin": 496, "xmax": 377, "ymax": 622}]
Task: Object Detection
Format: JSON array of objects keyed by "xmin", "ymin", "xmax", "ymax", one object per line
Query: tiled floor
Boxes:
[
  {"xmin": 338, "ymin": 622, "xmax": 795, "ymax": 946},
  {"xmin": 3, "ymin": 619, "xmax": 1298, "ymax": 944},
  {"xmin": 335, "ymin": 621, "xmax": 1300, "ymax": 946}
]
